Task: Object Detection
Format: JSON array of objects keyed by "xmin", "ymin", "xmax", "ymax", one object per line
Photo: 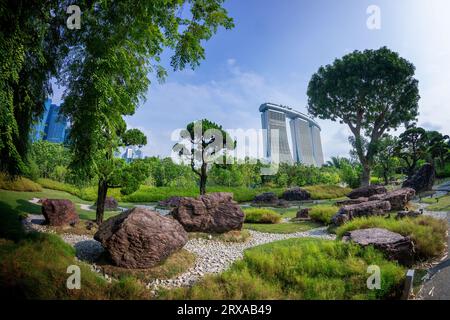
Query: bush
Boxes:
[
  {"xmin": 243, "ymin": 208, "xmax": 282, "ymax": 224},
  {"xmin": 0, "ymin": 173, "xmax": 42, "ymax": 192},
  {"xmin": 303, "ymin": 185, "xmax": 351, "ymax": 200},
  {"xmin": 309, "ymin": 205, "xmax": 338, "ymax": 225},
  {"xmin": 160, "ymin": 238, "xmax": 405, "ymax": 300},
  {"xmin": 336, "ymin": 216, "xmax": 447, "ymax": 259}
]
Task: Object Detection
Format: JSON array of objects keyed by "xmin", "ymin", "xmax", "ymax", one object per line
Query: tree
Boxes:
[
  {"xmin": 373, "ymin": 134, "xmax": 400, "ymax": 185},
  {"xmin": 92, "ymin": 128, "xmax": 148, "ymax": 224},
  {"xmin": 395, "ymin": 124, "xmax": 428, "ymax": 177},
  {"xmin": 0, "ymin": 0, "xmax": 61, "ymax": 176},
  {"xmin": 175, "ymin": 119, "xmax": 235, "ymax": 195},
  {"xmin": 426, "ymin": 131, "xmax": 450, "ymax": 170},
  {"xmin": 29, "ymin": 141, "xmax": 71, "ymax": 179},
  {"xmin": 307, "ymin": 47, "xmax": 420, "ymax": 186},
  {"xmin": 60, "ymin": 1, "xmax": 233, "ymax": 222}
]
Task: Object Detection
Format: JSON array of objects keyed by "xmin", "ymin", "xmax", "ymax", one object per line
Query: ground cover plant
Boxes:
[
  {"xmin": 336, "ymin": 216, "xmax": 447, "ymax": 259},
  {"xmin": 308, "ymin": 205, "xmax": 338, "ymax": 225},
  {"xmin": 160, "ymin": 238, "xmax": 405, "ymax": 300},
  {"xmin": 243, "ymin": 208, "xmax": 282, "ymax": 224}
]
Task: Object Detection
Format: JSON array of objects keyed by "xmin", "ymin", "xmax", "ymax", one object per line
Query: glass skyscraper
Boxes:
[{"xmin": 32, "ymin": 99, "xmax": 69, "ymax": 144}]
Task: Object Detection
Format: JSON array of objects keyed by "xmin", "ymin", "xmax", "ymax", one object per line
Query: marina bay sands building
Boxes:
[{"xmin": 260, "ymin": 103, "xmax": 324, "ymax": 166}]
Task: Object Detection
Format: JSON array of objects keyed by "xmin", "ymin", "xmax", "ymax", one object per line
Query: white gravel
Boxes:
[{"xmin": 22, "ymin": 213, "xmax": 334, "ymax": 290}]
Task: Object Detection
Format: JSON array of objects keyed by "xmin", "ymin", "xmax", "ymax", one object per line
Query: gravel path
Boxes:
[{"xmin": 22, "ymin": 213, "xmax": 334, "ymax": 290}]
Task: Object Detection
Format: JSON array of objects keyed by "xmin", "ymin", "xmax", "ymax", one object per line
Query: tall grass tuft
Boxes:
[
  {"xmin": 0, "ymin": 173, "xmax": 42, "ymax": 192},
  {"xmin": 243, "ymin": 208, "xmax": 282, "ymax": 224},
  {"xmin": 308, "ymin": 205, "xmax": 338, "ymax": 225},
  {"xmin": 336, "ymin": 216, "xmax": 447, "ymax": 259}
]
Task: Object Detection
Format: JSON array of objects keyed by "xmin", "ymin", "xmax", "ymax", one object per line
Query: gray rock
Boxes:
[
  {"xmin": 331, "ymin": 200, "xmax": 391, "ymax": 226},
  {"xmin": 347, "ymin": 185, "xmax": 387, "ymax": 199},
  {"xmin": 403, "ymin": 163, "xmax": 435, "ymax": 193},
  {"xmin": 342, "ymin": 228, "xmax": 415, "ymax": 265}
]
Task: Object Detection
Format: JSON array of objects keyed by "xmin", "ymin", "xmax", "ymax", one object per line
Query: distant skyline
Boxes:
[{"xmin": 51, "ymin": 0, "xmax": 450, "ymax": 161}]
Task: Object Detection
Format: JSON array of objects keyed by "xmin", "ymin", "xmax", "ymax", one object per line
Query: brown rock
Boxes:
[
  {"xmin": 282, "ymin": 187, "xmax": 311, "ymax": 201},
  {"xmin": 396, "ymin": 210, "xmax": 422, "ymax": 220},
  {"xmin": 158, "ymin": 196, "xmax": 185, "ymax": 208},
  {"xmin": 296, "ymin": 208, "xmax": 311, "ymax": 220},
  {"xmin": 94, "ymin": 208, "xmax": 187, "ymax": 269},
  {"xmin": 41, "ymin": 199, "xmax": 79, "ymax": 226},
  {"xmin": 331, "ymin": 200, "xmax": 391, "ymax": 226},
  {"xmin": 369, "ymin": 188, "xmax": 416, "ymax": 210},
  {"xmin": 347, "ymin": 185, "xmax": 387, "ymax": 199},
  {"xmin": 343, "ymin": 228, "xmax": 415, "ymax": 265},
  {"xmin": 172, "ymin": 193, "xmax": 244, "ymax": 233},
  {"xmin": 252, "ymin": 192, "xmax": 279, "ymax": 206},
  {"xmin": 336, "ymin": 197, "xmax": 369, "ymax": 206},
  {"xmin": 402, "ymin": 163, "xmax": 435, "ymax": 193}
]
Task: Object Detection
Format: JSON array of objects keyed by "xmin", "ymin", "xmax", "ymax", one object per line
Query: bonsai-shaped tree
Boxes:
[
  {"xmin": 394, "ymin": 124, "xmax": 428, "ymax": 177},
  {"xmin": 307, "ymin": 47, "xmax": 420, "ymax": 186},
  {"xmin": 175, "ymin": 119, "xmax": 235, "ymax": 195}
]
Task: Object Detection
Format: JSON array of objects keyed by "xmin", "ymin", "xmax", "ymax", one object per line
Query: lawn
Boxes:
[
  {"xmin": 0, "ymin": 189, "xmax": 126, "ymax": 221},
  {"xmin": 160, "ymin": 238, "xmax": 405, "ymax": 300},
  {"xmin": 244, "ymin": 221, "xmax": 321, "ymax": 234},
  {"xmin": 421, "ymin": 195, "xmax": 450, "ymax": 212}
]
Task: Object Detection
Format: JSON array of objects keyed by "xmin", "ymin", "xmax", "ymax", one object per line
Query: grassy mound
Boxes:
[
  {"xmin": 189, "ymin": 230, "xmax": 251, "ymax": 243},
  {"xmin": 421, "ymin": 195, "xmax": 450, "ymax": 212},
  {"xmin": 243, "ymin": 208, "xmax": 282, "ymax": 224},
  {"xmin": 308, "ymin": 205, "xmax": 338, "ymax": 225},
  {"xmin": 336, "ymin": 216, "xmax": 447, "ymax": 259},
  {"xmin": 160, "ymin": 238, "xmax": 405, "ymax": 300},
  {"xmin": 0, "ymin": 173, "xmax": 42, "ymax": 192},
  {"xmin": 303, "ymin": 185, "xmax": 351, "ymax": 200}
]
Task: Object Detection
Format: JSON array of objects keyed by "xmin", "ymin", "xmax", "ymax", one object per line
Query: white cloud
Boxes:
[{"xmin": 125, "ymin": 59, "xmax": 351, "ymax": 161}]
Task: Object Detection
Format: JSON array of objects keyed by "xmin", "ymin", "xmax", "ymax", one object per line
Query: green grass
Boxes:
[
  {"xmin": 160, "ymin": 238, "xmax": 405, "ymax": 300},
  {"xmin": 0, "ymin": 196, "xmax": 152, "ymax": 299},
  {"xmin": 303, "ymin": 185, "xmax": 352, "ymax": 200},
  {"xmin": 308, "ymin": 205, "xmax": 339, "ymax": 225},
  {"xmin": 244, "ymin": 221, "xmax": 321, "ymax": 234},
  {"xmin": 189, "ymin": 230, "xmax": 252, "ymax": 243},
  {"xmin": 0, "ymin": 173, "xmax": 42, "ymax": 192},
  {"xmin": 243, "ymin": 208, "xmax": 282, "ymax": 224},
  {"xmin": 336, "ymin": 216, "xmax": 447, "ymax": 259},
  {"xmin": 422, "ymin": 195, "xmax": 450, "ymax": 212}
]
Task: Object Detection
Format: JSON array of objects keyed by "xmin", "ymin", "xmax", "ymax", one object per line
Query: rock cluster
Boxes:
[
  {"xmin": 281, "ymin": 187, "xmax": 311, "ymax": 201},
  {"xmin": 342, "ymin": 228, "xmax": 415, "ymax": 265},
  {"xmin": 402, "ymin": 163, "xmax": 435, "ymax": 193},
  {"xmin": 331, "ymin": 200, "xmax": 391, "ymax": 226},
  {"xmin": 41, "ymin": 199, "xmax": 79, "ymax": 226},
  {"xmin": 171, "ymin": 192, "xmax": 244, "ymax": 233},
  {"xmin": 158, "ymin": 196, "xmax": 184, "ymax": 208},
  {"xmin": 369, "ymin": 188, "xmax": 416, "ymax": 210},
  {"xmin": 94, "ymin": 207, "xmax": 188, "ymax": 269},
  {"xmin": 252, "ymin": 192, "xmax": 289, "ymax": 208},
  {"xmin": 336, "ymin": 197, "xmax": 369, "ymax": 206},
  {"xmin": 347, "ymin": 185, "xmax": 387, "ymax": 199}
]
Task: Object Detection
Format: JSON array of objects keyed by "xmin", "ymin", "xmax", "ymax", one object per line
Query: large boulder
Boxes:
[
  {"xmin": 347, "ymin": 185, "xmax": 387, "ymax": 199},
  {"xmin": 335, "ymin": 197, "xmax": 369, "ymax": 206},
  {"xmin": 342, "ymin": 228, "xmax": 415, "ymax": 265},
  {"xmin": 104, "ymin": 196, "xmax": 118, "ymax": 211},
  {"xmin": 331, "ymin": 200, "xmax": 391, "ymax": 226},
  {"xmin": 369, "ymin": 188, "xmax": 416, "ymax": 210},
  {"xmin": 296, "ymin": 208, "xmax": 311, "ymax": 220},
  {"xmin": 402, "ymin": 163, "xmax": 435, "ymax": 193},
  {"xmin": 171, "ymin": 192, "xmax": 244, "ymax": 233},
  {"xmin": 281, "ymin": 187, "xmax": 311, "ymax": 201},
  {"xmin": 41, "ymin": 199, "xmax": 79, "ymax": 226},
  {"xmin": 94, "ymin": 208, "xmax": 187, "ymax": 269}
]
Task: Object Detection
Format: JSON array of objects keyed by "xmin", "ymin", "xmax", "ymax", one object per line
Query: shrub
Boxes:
[
  {"xmin": 243, "ymin": 208, "xmax": 282, "ymax": 224},
  {"xmin": 309, "ymin": 205, "xmax": 338, "ymax": 225},
  {"xmin": 0, "ymin": 173, "xmax": 42, "ymax": 192},
  {"xmin": 303, "ymin": 185, "xmax": 351, "ymax": 200},
  {"xmin": 336, "ymin": 216, "xmax": 447, "ymax": 259},
  {"xmin": 160, "ymin": 238, "xmax": 405, "ymax": 300}
]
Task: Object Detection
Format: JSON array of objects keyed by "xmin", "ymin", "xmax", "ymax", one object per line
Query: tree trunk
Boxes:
[
  {"xmin": 360, "ymin": 164, "xmax": 371, "ymax": 187},
  {"xmin": 199, "ymin": 163, "xmax": 207, "ymax": 195},
  {"xmin": 96, "ymin": 179, "xmax": 108, "ymax": 225}
]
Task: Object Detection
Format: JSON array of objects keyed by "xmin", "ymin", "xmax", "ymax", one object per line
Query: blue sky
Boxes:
[{"xmin": 53, "ymin": 0, "xmax": 450, "ymax": 160}]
